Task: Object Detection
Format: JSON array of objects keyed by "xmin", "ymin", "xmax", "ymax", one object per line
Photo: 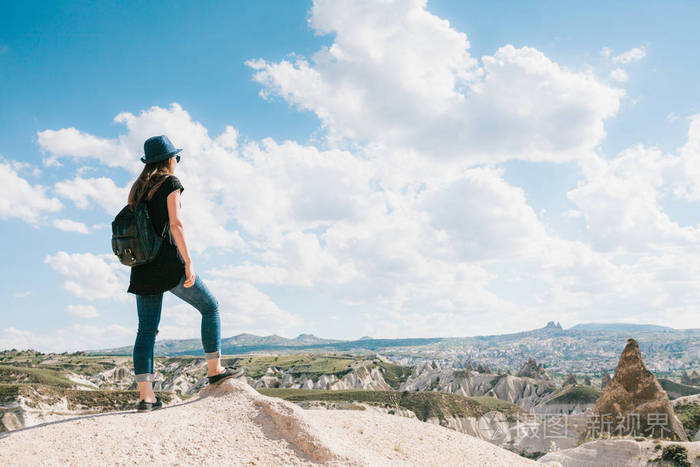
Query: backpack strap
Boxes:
[
  {"xmin": 143, "ymin": 174, "xmax": 173, "ymax": 240},
  {"xmin": 161, "ymin": 174, "xmax": 174, "ymax": 240}
]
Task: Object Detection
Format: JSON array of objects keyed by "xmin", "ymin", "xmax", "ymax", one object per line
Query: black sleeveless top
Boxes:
[{"xmin": 127, "ymin": 175, "xmax": 186, "ymax": 295}]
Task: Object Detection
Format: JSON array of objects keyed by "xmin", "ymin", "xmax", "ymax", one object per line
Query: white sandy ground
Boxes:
[{"xmin": 0, "ymin": 378, "xmax": 541, "ymax": 466}]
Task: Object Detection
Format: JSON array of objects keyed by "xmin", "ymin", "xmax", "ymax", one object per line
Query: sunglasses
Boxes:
[{"xmin": 176, "ymin": 155, "xmax": 181, "ymax": 163}]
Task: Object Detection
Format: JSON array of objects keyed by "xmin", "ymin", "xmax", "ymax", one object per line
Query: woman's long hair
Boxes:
[{"xmin": 127, "ymin": 159, "xmax": 172, "ymax": 206}]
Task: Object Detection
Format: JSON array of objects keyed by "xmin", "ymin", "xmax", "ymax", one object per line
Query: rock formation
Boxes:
[
  {"xmin": 591, "ymin": 338, "xmax": 688, "ymax": 441},
  {"xmin": 517, "ymin": 358, "xmax": 553, "ymax": 381},
  {"xmin": 681, "ymin": 370, "xmax": 700, "ymax": 386},
  {"xmin": 539, "ymin": 438, "xmax": 700, "ymax": 466},
  {"xmin": 600, "ymin": 370, "xmax": 611, "ymax": 390},
  {"xmin": 583, "ymin": 376, "xmax": 592, "ymax": 386},
  {"xmin": 400, "ymin": 369, "xmax": 556, "ymax": 410},
  {"xmin": 564, "ymin": 373, "xmax": 577, "ymax": 385}
]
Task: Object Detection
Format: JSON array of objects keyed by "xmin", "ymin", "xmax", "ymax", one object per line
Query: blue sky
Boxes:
[{"xmin": 1, "ymin": 0, "xmax": 699, "ymax": 352}]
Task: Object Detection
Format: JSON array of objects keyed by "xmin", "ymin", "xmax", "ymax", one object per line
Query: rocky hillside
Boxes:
[
  {"xmin": 4, "ymin": 343, "xmax": 698, "ymax": 457},
  {"xmin": 672, "ymin": 394, "xmax": 700, "ymax": 442},
  {"xmin": 0, "ymin": 350, "xmax": 589, "ymax": 459},
  {"xmin": 659, "ymin": 377, "xmax": 700, "ymax": 400},
  {"xmin": 400, "ymin": 362, "xmax": 558, "ymax": 410},
  {"xmin": 682, "ymin": 370, "xmax": 700, "ymax": 386},
  {"xmin": 535, "ymin": 384, "xmax": 602, "ymax": 415},
  {"xmin": 0, "ymin": 378, "xmax": 541, "ymax": 466}
]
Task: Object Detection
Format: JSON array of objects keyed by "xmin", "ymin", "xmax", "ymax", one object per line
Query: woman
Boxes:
[{"xmin": 126, "ymin": 135, "xmax": 243, "ymax": 413}]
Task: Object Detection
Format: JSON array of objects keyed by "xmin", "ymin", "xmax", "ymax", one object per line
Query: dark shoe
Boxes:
[
  {"xmin": 207, "ymin": 366, "xmax": 245, "ymax": 386},
  {"xmin": 137, "ymin": 396, "xmax": 163, "ymax": 413}
]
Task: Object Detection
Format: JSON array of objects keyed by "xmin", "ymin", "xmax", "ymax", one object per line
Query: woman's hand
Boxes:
[{"xmin": 184, "ymin": 262, "xmax": 196, "ymax": 288}]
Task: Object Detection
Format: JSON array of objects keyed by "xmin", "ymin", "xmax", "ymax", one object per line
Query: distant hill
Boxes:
[
  {"xmin": 82, "ymin": 321, "xmax": 700, "ymax": 376},
  {"xmin": 569, "ymin": 323, "xmax": 676, "ymax": 333},
  {"xmin": 87, "ymin": 333, "xmax": 443, "ymax": 356},
  {"xmin": 470, "ymin": 320, "xmax": 565, "ymax": 343}
]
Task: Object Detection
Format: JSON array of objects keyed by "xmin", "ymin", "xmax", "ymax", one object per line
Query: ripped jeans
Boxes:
[{"xmin": 133, "ymin": 274, "xmax": 221, "ymax": 382}]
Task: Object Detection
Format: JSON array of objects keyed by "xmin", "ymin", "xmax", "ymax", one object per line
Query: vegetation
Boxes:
[
  {"xmin": 257, "ymin": 388, "xmax": 525, "ymax": 422},
  {"xmin": 223, "ymin": 354, "xmax": 412, "ymax": 383},
  {"xmin": 659, "ymin": 378, "xmax": 700, "ymax": 399},
  {"xmin": 0, "ymin": 365, "xmax": 79, "ymax": 388},
  {"xmin": 674, "ymin": 402, "xmax": 700, "ymax": 438},
  {"xmin": 661, "ymin": 444, "xmax": 690, "ymax": 467},
  {"xmin": 228, "ymin": 354, "xmax": 357, "ymax": 379},
  {"xmin": 0, "ymin": 383, "xmax": 176, "ymax": 411},
  {"xmin": 375, "ymin": 361, "xmax": 412, "ymax": 389},
  {"xmin": 544, "ymin": 384, "xmax": 601, "ymax": 405}
]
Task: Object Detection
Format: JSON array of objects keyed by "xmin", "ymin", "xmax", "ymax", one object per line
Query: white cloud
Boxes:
[
  {"xmin": 566, "ymin": 115, "xmax": 700, "ymax": 253},
  {"xmin": 67, "ymin": 304, "xmax": 99, "ymax": 318},
  {"xmin": 568, "ymin": 145, "xmax": 697, "ymax": 252},
  {"xmin": 668, "ymin": 114, "xmax": 700, "ymax": 201},
  {"xmin": 417, "ymin": 167, "xmax": 549, "ymax": 261},
  {"xmin": 44, "ymin": 251, "xmax": 129, "ymax": 301},
  {"xmin": 246, "ymin": 0, "xmax": 624, "ymax": 163},
  {"xmin": 36, "ymin": 127, "xmax": 130, "ymax": 169},
  {"xmin": 612, "ymin": 46, "xmax": 647, "ymax": 64},
  {"xmin": 215, "ymin": 125, "xmax": 239, "ymax": 150},
  {"xmin": 537, "ymin": 117, "xmax": 700, "ymax": 328},
  {"xmin": 610, "ymin": 67, "xmax": 629, "ymax": 82},
  {"xmin": 233, "ymin": 138, "xmax": 380, "ymax": 241},
  {"xmin": 0, "ymin": 158, "xmax": 62, "ymax": 224},
  {"xmin": 0, "ymin": 324, "xmax": 133, "ymax": 353},
  {"xmin": 53, "ymin": 218, "xmax": 89, "ymax": 234},
  {"xmin": 9, "ymin": 160, "xmax": 41, "ymax": 177},
  {"xmin": 209, "ymin": 279, "xmax": 302, "ymax": 333},
  {"xmin": 54, "ymin": 176, "xmax": 129, "ymax": 215}
]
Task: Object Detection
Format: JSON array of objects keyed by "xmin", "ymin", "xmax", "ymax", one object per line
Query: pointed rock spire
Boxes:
[
  {"xmin": 592, "ymin": 338, "xmax": 688, "ymax": 441},
  {"xmin": 564, "ymin": 373, "xmax": 577, "ymax": 385},
  {"xmin": 516, "ymin": 358, "xmax": 552, "ymax": 381}
]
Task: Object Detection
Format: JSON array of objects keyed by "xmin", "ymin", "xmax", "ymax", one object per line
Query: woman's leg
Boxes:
[
  {"xmin": 133, "ymin": 293, "xmax": 164, "ymax": 402},
  {"xmin": 169, "ymin": 274, "xmax": 225, "ymax": 376}
]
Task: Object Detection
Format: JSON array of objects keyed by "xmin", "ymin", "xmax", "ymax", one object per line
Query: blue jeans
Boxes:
[{"xmin": 133, "ymin": 274, "xmax": 221, "ymax": 382}]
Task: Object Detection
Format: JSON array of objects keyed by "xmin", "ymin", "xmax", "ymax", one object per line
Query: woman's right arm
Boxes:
[{"xmin": 167, "ymin": 189, "xmax": 195, "ymax": 287}]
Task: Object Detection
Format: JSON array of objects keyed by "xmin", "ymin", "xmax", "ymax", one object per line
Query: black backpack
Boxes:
[{"xmin": 111, "ymin": 188, "xmax": 169, "ymax": 267}]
